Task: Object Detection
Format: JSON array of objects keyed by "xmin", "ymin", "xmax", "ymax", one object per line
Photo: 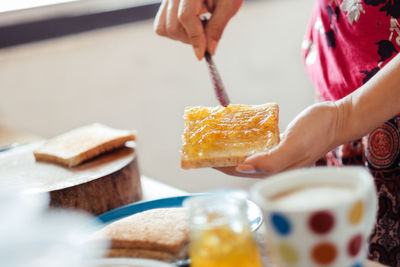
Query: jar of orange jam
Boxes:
[{"xmin": 183, "ymin": 193, "xmax": 262, "ymax": 267}]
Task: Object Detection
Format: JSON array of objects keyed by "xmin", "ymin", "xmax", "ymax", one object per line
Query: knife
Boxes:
[{"xmin": 201, "ymin": 16, "xmax": 230, "ymax": 107}]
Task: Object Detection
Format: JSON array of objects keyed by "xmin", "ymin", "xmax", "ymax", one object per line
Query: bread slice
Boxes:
[
  {"xmin": 33, "ymin": 123, "xmax": 136, "ymax": 167},
  {"xmin": 181, "ymin": 103, "xmax": 279, "ymax": 169},
  {"xmin": 96, "ymin": 208, "xmax": 189, "ymax": 262}
]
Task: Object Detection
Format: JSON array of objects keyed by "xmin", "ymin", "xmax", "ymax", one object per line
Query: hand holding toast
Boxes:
[
  {"xmin": 216, "ymin": 102, "xmax": 341, "ymax": 177},
  {"xmin": 154, "ymin": 0, "xmax": 243, "ymax": 60}
]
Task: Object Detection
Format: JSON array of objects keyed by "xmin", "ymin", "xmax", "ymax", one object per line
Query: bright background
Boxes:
[{"xmin": 0, "ymin": 0, "xmax": 315, "ymax": 192}]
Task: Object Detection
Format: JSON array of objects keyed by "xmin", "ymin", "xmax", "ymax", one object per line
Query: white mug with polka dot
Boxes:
[{"xmin": 250, "ymin": 167, "xmax": 377, "ymax": 267}]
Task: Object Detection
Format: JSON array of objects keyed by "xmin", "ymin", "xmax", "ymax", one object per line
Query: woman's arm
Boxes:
[
  {"xmin": 218, "ymin": 53, "xmax": 400, "ymax": 177},
  {"xmin": 338, "ymin": 53, "xmax": 400, "ymax": 144}
]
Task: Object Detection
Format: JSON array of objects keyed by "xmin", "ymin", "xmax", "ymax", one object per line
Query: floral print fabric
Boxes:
[{"xmin": 303, "ymin": 0, "xmax": 400, "ymax": 101}]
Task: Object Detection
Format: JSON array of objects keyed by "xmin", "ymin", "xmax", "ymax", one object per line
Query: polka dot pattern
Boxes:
[
  {"xmin": 266, "ymin": 197, "xmax": 369, "ymax": 265},
  {"xmin": 349, "ymin": 201, "xmax": 364, "ymax": 225},
  {"xmin": 278, "ymin": 242, "xmax": 299, "ymax": 265},
  {"xmin": 309, "ymin": 211, "xmax": 335, "ymax": 234},
  {"xmin": 348, "ymin": 234, "xmax": 363, "ymax": 257},
  {"xmin": 311, "ymin": 242, "xmax": 337, "ymax": 265},
  {"xmin": 271, "ymin": 213, "xmax": 291, "ymax": 236}
]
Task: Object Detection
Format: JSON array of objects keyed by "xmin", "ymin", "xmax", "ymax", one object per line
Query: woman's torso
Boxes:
[{"xmin": 303, "ymin": 0, "xmax": 400, "ymax": 101}]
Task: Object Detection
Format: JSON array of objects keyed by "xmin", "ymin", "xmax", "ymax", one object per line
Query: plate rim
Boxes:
[{"xmin": 97, "ymin": 193, "xmax": 263, "ymax": 231}]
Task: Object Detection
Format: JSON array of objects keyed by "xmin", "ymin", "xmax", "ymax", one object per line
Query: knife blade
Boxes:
[
  {"xmin": 204, "ymin": 51, "xmax": 230, "ymax": 107},
  {"xmin": 201, "ymin": 16, "xmax": 230, "ymax": 107}
]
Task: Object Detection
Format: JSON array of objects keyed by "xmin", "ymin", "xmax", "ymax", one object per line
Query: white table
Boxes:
[{"xmin": 141, "ymin": 175, "xmax": 187, "ymax": 201}]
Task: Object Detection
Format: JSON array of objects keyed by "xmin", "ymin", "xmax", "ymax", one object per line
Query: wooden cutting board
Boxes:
[{"xmin": 0, "ymin": 141, "xmax": 142, "ymax": 215}]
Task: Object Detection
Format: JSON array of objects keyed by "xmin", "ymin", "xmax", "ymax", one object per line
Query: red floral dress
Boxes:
[{"xmin": 302, "ymin": 0, "xmax": 400, "ymax": 265}]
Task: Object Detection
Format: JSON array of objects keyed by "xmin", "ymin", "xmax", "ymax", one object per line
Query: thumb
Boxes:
[
  {"xmin": 205, "ymin": 7, "xmax": 234, "ymax": 55},
  {"xmin": 238, "ymin": 143, "xmax": 300, "ymax": 174},
  {"xmin": 204, "ymin": 0, "xmax": 243, "ymax": 55}
]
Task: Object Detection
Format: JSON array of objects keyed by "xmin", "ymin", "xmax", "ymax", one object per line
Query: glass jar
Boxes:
[{"xmin": 183, "ymin": 193, "xmax": 262, "ymax": 267}]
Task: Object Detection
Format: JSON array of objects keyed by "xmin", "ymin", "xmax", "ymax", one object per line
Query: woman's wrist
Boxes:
[
  {"xmin": 333, "ymin": 54, "xmax": 400, "ymax": 148},
  {"xmin": 333, "ymin": 96, "xmax": 357, "ymax": 147}
]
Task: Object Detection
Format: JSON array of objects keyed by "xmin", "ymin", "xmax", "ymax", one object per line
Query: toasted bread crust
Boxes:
[
  {"xmin": 181, "ymin": 154, "xmax": 248, "ymax": 169},
  {"xmin": 181, "ymin": 103, "xmax": 280, "ymax": 169},
  {"xmin": 96, "ymin": 208, "xmax": 189, "ymax": 261},
  {"xmin": 33, "ymin": 123, "xmax": 136, "ymax": 167},
  {"xmin": 33, "ymin": 136, "xmax": 135, "ymax": 167},
  {"xmin": 107, "ymin": 248, "xmax": 180, "ymax": 262}
]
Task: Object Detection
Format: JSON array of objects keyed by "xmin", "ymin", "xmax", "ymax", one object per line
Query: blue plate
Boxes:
[{"xmin": 97, "ymin": 194, "xmax": 263, "ymax": 232}]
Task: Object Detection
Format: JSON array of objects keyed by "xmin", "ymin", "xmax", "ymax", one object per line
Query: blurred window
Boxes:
[
  {"xmin": 0, "ymin": 0, "xmax": 79, "ymax": 13},
  {"xmin": 0, "ymin": 0, "xmax": 160, "ymax": 14}
]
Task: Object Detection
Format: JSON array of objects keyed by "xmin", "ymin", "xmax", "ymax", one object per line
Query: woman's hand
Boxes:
[
  {"xmin": 215, "ymin": 102, "xmax": 344, "ymax": 178},
  {"xmin": 154, "ymin": 0, "xmax": 243, "ymax": 60},
  {"xmin": 223, "ymin": 52, "xmax": 400, "ymax": 178}
]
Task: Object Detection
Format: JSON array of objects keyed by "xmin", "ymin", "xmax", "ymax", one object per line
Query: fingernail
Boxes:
[
  {"xmin": 236, "ymin": 164, "xmax": 257, "ymax": 174},
  {"xmin": 194, "ymin": 47, "xmax": 203, "ymax": 61},
  {"xmin": 209, "ymin": 40, "xmax": 218, "ymax": 56}
]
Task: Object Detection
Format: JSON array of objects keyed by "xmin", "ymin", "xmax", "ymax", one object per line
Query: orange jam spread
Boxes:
[
  {"xmin": 189, "ymin": 220, "xmax": 262, "ymax": 267},
  {"xmin": 182, "ymin": 104, "xmax": 278, "ymax": 159}
]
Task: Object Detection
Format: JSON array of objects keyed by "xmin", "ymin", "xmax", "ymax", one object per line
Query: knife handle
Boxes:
[{"xmin": 200, "ymin": 16, "xmax": 212, "ymax": 58}]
